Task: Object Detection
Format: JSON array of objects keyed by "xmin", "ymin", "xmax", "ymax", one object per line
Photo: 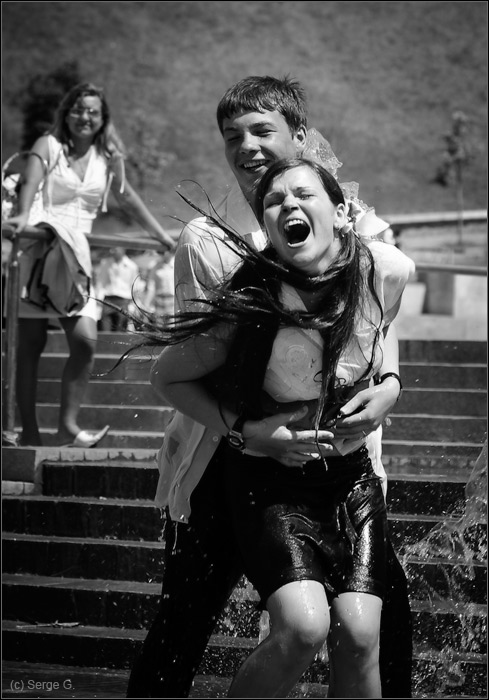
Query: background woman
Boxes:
[
  {"xmin": 6, "ymin": 82, "xmax": 174, "ymax": 446},
  {"xmin": 147, "ymin": 157, "xmax": 414, "ymax": 697}
]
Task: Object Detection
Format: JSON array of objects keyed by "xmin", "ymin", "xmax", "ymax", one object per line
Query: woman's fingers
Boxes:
[
  {"xmin": 279, "ymin": 453, "xmax": 316, "ymax": 467},
  {"xmin": 279, "ymin": 445, "xmax": 333, "ymax": 467},
  {"xmin": 294, "ymin": 429, "xmax": 335, "ymax": 443}
]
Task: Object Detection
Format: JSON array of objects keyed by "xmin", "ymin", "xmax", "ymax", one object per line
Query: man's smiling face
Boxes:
[{"xmin": 222, "ymin": 109, "xmax": 306, "ymax": 202}]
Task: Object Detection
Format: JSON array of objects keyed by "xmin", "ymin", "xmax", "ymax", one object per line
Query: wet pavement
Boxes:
[{"xmin": 1, "ymin": 661, "xmax": 327, "ymax": 698}]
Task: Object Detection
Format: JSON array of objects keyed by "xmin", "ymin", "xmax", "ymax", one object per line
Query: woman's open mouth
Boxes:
[{"xmin": 283, "ymin": 219, "xmax": 311, "ymax": 247}]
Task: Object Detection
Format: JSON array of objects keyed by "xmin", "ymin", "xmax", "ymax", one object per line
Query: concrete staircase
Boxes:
[{"xmin": 2, "ymin": 331, "xmax": 487, "ymax": 698}]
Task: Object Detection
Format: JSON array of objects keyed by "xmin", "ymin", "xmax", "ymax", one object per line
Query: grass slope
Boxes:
[{"xmin": 2, "ymin": 0, "xmax": 487, "ymax": 227}]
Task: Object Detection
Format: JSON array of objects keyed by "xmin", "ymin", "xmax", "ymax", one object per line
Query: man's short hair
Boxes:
[{"xmin": 216, "ymin": 75, "xmax": 307, "ymax": 135}]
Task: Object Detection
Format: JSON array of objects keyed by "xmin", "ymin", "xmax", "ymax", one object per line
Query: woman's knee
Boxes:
[
  {"xmin": 71, "ymin": 335, "xmax": 96, "ymax": 363},
  {"xmin": 268, "ymin": 581, "xmax": 330, "ymax": 655},
  {"xmin": 332, "ymin": 619, "xmax": 379, "ymax": 659},
  {"xmin": 331, "ymin": 594, "xmax": 381, "ymax": 658},
  {"xmin": 63, "ymin": 319, "xmax": 97, "ymax": 363},
  {"xmin": 283, "ymin": 615, "xmax": 329, "ymax": 654}
]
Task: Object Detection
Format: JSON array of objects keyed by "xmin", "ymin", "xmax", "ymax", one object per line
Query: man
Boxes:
[
  {"xmin": 95, "ymin": 246, "xmax": 140, "ymax": 331},
  {"xmin": 127, "ymin": 75, "xmax": 412, "ymax": 698}
]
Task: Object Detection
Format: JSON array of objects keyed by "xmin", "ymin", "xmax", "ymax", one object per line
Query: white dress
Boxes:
[{"xmin": 19, "ymin": 135, "xmax": 110, "ymax": 320}]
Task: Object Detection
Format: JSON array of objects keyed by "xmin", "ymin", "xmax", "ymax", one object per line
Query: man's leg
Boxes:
[
  {"xmin": 127, "ymin": 444, "xmax": 243, "ymax": 698},
  {"xmin": 379, "ymin": 538, "xmax": 413, "ymax": 698}
]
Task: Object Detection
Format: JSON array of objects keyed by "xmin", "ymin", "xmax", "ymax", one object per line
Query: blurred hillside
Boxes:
[{"xmin": 2, "ymin": 0, "xmax": 487, "ymax": 230}]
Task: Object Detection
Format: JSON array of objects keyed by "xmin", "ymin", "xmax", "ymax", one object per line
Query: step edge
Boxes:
[
  {"xmin": 2, "ymin": 621, "xmax": 487, "ymax": 665},
  {"xmin": 2, "ymin": 574, "xmax": 487, "ymax": 616}
]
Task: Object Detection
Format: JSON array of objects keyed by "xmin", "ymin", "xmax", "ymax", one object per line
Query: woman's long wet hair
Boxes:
[{"xmin": 125, "ymin": 158, "xmax": 384, "ymax": 431}]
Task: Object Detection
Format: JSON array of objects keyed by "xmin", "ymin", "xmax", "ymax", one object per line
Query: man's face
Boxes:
[{"xmin": 221, "ymin": 110, "xmax": 307, "ymax": 201}]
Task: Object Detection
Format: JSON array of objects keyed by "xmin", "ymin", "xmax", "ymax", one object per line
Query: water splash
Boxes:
[{"xmin": 403, "ymin": 443, "xmax": 487, "ymax": 696}]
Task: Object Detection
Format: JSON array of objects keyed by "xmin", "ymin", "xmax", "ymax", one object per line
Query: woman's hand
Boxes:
[
  {"xmin": 333, "ymin": 379, "xmax": 401, "ymax": 441},
  {"xmin": 3, "ymin": 213, "xmax": 30, "ymax": 235},
  {"xmin": 243, "ymin": 406, "xmax": 335, "ymax": 467}
]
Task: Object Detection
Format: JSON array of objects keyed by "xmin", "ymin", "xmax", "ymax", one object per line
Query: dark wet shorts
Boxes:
[{"xmin": 224, "ymin": 445, "xmax": 388, "ymax": 606}]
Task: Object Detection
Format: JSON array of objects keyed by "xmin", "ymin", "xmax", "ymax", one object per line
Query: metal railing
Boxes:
[
  {"xmin": 2, "ymin": 213, "xmax": 488, "ymax": 438},
  {"xmin": 414, "ymin": 262, "xmax": 486, "ymax": 276},
  {"xmin": 2, "ymin": 225, "xmax": 167, "ymax": 435},
  {"xmin": 384, "ymin": 209, "xmax": 487, "ymax": 231}
]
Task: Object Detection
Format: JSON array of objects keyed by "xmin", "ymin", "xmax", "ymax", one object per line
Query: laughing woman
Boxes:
[{"xmin": 149, "ymin": 157, "xmax": 414, "ymax": 698}]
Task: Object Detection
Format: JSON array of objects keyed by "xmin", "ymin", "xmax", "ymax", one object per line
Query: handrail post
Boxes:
[{"xmin": 3, "ymin": 233, "xmax": 21, "ymax": 435}]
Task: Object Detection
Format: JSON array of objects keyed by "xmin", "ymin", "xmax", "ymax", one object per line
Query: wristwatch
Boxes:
[{"xmin": 226, "ymin": 414, "xmax": 247, "ymax": 451}]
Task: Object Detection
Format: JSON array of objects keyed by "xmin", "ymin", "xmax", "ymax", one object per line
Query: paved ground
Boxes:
[{"xmin": 1, "ymin": 662, "xmax": 327, "ymax": 699}]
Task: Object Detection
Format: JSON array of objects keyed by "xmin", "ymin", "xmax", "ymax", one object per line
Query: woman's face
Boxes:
[
  {"xmin": 66, "ymin": 95, "xmax": 104, "ymax": 141},
  {"xmin": 262, "ymin": 165, "xmax": 347, "ymax": 276}
]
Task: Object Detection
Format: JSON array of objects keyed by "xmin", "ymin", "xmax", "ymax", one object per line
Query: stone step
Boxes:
[
  {"xmin": 381, "ymin": 440, "xmax": 484, "ymax": 461},
  {"xmin": 397, "ymin": 339, "xmax": 487, "ymax": 364},
  {"xmin": 2, "ymin": 493, "xmax": 485, "ymax": 543},
  {"xmin": 0, "ymin": 664, "xmax": 313, "ymax": 700},
  {"xmin": 35, "ymin": 378, "xmax": 488, "ymax": 415},
  {"xmin": 24, "ymin": 332, "xmax": 486, "ymax": 364},
  {"xmin": 396, "ymin": 389, "xmax": 488, "ymax": 417},
  {"xmin": 37, "ymin": 379, "xmax": 162, "ymax": 407},
  {"xmin": 25, "ymin": 404, "xmax": 487, "ymax": 442},
  {"xmin": 42, "ymin": 460, "xmax": 162, "ymax": 501},
  {"xmin": 3, "ymin": 660, "xmax": 487, "ymax": 700},
  {"xmin": 33, "ymin": 404, "xmax": 174, "ymax": 434},
  {"xmin": 0, "ymin": 661, "xmax": 328, "ymax": 700},
  {"xmin": 28, "ymin": 353, "xmax": 489, "ymax": 390},
  {"xmin": 2, "ymin": 573, "xmax": 486, "ymax": 655},
  {"xmin": 2, "ymin": 533, "xmax": 486, "ymax": 603},
  {"xmin": 33, "ymin": 354, "xmax": 153, "ymax": 381},
  {"xmin": 381, "ymin": 451, "xmax": 482, "ymax": 473},
  {"xmin": 8, "ymin": 429, "xmax": 484, "ymax": 455},
  {"xmin": 2, "ymin": 621, "xmax": 486, "ymax": 697},
  {"xmin": 39, "ymin": 460, "xmax": 471, "ymax": 515},
  {"xmin": 35, "ymin": 430, "xmax": 166, "ymax": 450},
  {"xmin": 384, "ymin": 414, "xmax": 487, "ymax": 443},
  {"xmin": 2, "ymin": 442, "xmax": 484, "ymax": 485},
  {"xmin": 400, "ymin": 363, "xmax": 487, "ymax": 390}
]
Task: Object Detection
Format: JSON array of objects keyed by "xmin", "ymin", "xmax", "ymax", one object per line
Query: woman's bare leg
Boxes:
[
  {"xmin": 328, "ymin": 592, "xmax": 382, "ymax": 698},
  {"xmin": 228, "ymin": 580, "xmax": 330, "ymax": 698},
  {"xmin": 57, "ymin": 315, "xmax": 97, "ymax": 441}
]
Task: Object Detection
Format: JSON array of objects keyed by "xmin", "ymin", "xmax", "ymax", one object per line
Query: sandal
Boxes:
[{"xmin": 64, "ymin": 425, "xmax": 110, "ymax": 448}]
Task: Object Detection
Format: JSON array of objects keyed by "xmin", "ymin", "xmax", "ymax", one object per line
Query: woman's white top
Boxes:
[
  {"xmin": 29, "ymin": 134, "xmax": 109, "ymax": 236},
  {"xmin": 263, "ymin": 242, "xmax": 415, "ymax": 454}
]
